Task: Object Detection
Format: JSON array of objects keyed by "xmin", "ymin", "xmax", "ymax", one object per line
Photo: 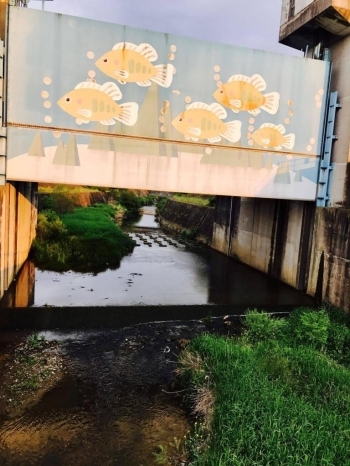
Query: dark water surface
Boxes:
[
  {"xmin": 0, "ymin": 211, "xmax": 315, "ymax": 465},
  {"xmin": 1, "ymin": 211, "xmax": 314, "ymax": 311}
]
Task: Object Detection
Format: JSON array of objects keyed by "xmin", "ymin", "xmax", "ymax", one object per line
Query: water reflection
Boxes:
[
  {"xmin": 0, "ymin": 260, "xmax": 35, "ymax": 308},
  {"xmin": 1, "ymin": 212, "xmax": 314, "ymax": 310}
]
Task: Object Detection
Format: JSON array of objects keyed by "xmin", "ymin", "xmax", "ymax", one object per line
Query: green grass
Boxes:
[
  {"xmin": 31, "ymin": 204, "xmax": 134, "ymax": 271},
  {"xmin": 179, "ymin": 307, "xmax": 350, "ymax": 465},
  {"xmin": 172, "ymin": 194, "xmax": 215, "ymax": 207}
]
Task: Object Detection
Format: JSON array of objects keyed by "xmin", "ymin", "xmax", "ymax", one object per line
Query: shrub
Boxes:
[
  {"xmin": 35, "ymin": 211, "xmax": 67, "ymax": 241},
  {"xmin": 292, "ymin": 309, "xmax": 330, "ymax": 349},
  {"xmin": 156, "ymin": 197, "xmax": 168, "ymax": 213},
  {"xmin": 180, "ymin": 228, "xmax": 199, "ymax": 241},
  {"xmin": 327, "ymin": 321, "xmax": 350, "ymax": 362},
  {"xmin": 243, "ymin": 309, "xmax": 286, "ymax": 343}
]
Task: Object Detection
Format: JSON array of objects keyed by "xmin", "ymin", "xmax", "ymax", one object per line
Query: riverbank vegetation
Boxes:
[
  {"xmin": 172, "ymin": 193, "xmax": 215, "ymax": 207},
  {"xmin": 32, "ymin": 185, "xmax": 161, "ymax": 271},
  {"xmin": 32, "ymin": 204, "xmax": 135, "ymax": 271},
  {"xmin": 178, "ymin": 306, "xmax": 350, "ymax": 465}
]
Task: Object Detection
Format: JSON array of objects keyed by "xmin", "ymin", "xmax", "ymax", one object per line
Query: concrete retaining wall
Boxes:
[
  {"xmin": 159, "ymin": 199, "xmax": 214, "ymax": 244},
  {"xmin": 307, "ymin": 207, "xmax": 350, "ymax": 311},
  {"xmin": 212, "ymin": 196, "xmax": 315, "ymax": 290},
  {"xmin": 0, "ymin": 182, "xmax": 37, "ymax": 300}
]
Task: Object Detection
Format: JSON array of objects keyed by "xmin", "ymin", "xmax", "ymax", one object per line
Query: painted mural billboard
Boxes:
[{"xmin": 6, "ymin": 7, "xmax": 330, "ymax": 199}]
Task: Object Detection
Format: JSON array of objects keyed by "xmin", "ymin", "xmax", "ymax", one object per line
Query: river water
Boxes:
[
  {"xmin": 0, "ymin": 208, "xmax": 315, "ymax": 465},
  {"xmin": 1, "ymin": 207, "xmax": 314, "ymax": 311}
]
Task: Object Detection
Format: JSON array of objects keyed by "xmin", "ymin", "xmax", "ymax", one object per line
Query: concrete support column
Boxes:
[
  {"xmin": 0, "ymin": 181, "xmax": 37, "ymax": 300},
  {"xmin": 212, "ymin": 196, "xmax": 315, "ymax": 290}
]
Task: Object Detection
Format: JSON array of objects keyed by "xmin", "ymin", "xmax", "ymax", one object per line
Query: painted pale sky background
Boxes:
[{"xmin": 28, "ymin": 0, "xmax": 301, "ymax": 56}]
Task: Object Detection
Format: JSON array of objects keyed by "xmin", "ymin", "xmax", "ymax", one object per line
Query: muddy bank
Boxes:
[
  {"xmin": 0, "ymin": 335, "xmax": 64, "ymax": 420},
  {"xmin": 0, "ymin": 316, "xmax": 242, "ymax": 466}
]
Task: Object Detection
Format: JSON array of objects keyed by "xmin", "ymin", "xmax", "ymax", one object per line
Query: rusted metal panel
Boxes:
[{"xmin": 6, "ymin": 8, "xmax": 330, "ymax": 200}]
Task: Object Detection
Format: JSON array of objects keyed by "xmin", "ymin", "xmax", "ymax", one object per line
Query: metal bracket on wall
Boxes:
[{"xmin": 316, "ymin": 91, "xmax": 340, "ymax": 207}]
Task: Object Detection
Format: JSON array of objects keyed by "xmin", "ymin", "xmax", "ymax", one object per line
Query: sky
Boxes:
[{"xmin": 28, "ymin": 0, "xmax": 301, "ymax": 56}]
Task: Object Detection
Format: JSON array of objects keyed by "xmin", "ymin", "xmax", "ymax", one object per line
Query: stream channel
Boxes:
[{"xmin": 0, "ymin": 207, "xmax": 315, "ymax": 465}]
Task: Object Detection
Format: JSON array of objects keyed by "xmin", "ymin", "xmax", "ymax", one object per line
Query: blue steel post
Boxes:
[{"xmin": 316, "ymin": 91, "xmax": 341, "ymax": 207}]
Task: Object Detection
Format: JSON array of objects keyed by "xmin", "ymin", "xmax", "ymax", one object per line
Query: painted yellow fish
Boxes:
[
  {"xmin": 57, "ymin": 81, "xmax": 139, "ymax": 126},
  {"xmin": 172, "ymin": 102, "xmax": 241, "ymax": 143},
  {"xmin": 96, "ymin": 42, "xmax": 175, "ymax": 88},
  {"xmin": 213, "ymin": 74, "xmax": 280, "ymax": 116},
  {"xmin": 251, "ymin": 123, "xmax": 295, "ymax": 150}
]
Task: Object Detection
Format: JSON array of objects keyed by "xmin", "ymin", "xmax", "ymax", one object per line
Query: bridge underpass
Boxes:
[{"xmin": 0, "ymin": 3, "xmax": 345, "ymax": 309}]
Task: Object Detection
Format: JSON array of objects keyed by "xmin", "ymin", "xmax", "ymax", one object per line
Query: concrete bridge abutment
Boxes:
[
  {"xmin": 212, "ymin": 196, "xmax": 315, "ymax": 292},
  {"xmin": 0, "ymin": 181, "xmax": 37, "ymax": 301}
]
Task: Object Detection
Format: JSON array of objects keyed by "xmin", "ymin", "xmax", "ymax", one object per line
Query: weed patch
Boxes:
[{"xmin": 178, "ymin": 307, "xmax": 350, "ymax": 465}]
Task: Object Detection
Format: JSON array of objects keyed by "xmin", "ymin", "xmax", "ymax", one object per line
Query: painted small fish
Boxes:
[
  {"xmin": 96, "ymin": 42, "xmax": 175, "ymax": 88},
  {"xmin": 172, "ymin": 102, "xmax": 241, "ymax": 143},
  {"xmin": 251, "ymin": 123, "xmax": 295, "ymax": 150},
  {"xmin": 57, "ymin": 81, "xmax": 138, "ymax": 126},
  {"xmin": 213, "ymin": 74, "xmax": 280, "ymax": 116}
]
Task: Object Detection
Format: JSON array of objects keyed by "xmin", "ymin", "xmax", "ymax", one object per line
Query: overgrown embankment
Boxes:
[
  {"xmin": 31, "ymin": 204, "xmax": 135, "ymax": 271},
  {"xmin": 158, "ymin": 198, "xmax": 215, "ymax": 245},
  {"xmin": 178, "ymin": 307, "xmax": 350, "ymax": 465}
]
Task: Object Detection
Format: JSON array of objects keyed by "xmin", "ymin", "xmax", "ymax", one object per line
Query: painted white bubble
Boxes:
[
  {"xmin": 76, "ymin": 118, "xmax": 83, "ymax": 125},
  {"xmin": 168, "ymin": 53, "xmax": 175, "ymax": 60},
  {"xmin": 172, "ymin": 67, "xmax": 177, "ymax": 75},
  {"xmin": 248, "ymin": 125, "xmax": 254, "ymax": 132},
  {"xmin": 216, "ymin": 81, "xmax": 222, "ymax": 88},
  {"xmin": 170, "ymin": 45, "xmax": 177, "ymax": 53},
  {"xmin": 214, "ymin": 74, "xmax": 220, "ymax": 81},
  {"xmin": 246, "ymin": 133, "xmax": 252, "ymax": 139},
  {"xmin": 44, "ymin": 101, "xmax": 51, "ymax": 109},
  {"xmin": 44, "ymin": 116, "xmax": 52, "ymax": 123},
  {"xmin": 288, "ymin": 110, "xmax": 294, "ymax": 117},
  {"xmin": 205, "ymin": 148, "xmax": 212, "ymax": 154},
  {"xmin": 87, "ymin": 51, "xmax": 95, "ymax": 59},
  {"xmin": 159, "ymin": 116, "xmax": 165, "ymax": 123},
  {"xmin": 160, "ymin": 125, "xmax": 166, "ymax": 133},
  {"xmin": 249, "ymin": 118, "xmax": 255, "ymax": 124},
  {"xmin": 287, "ymin": 99, "xmax": 293, "ymax": 106},
  {"xmin": 163, "ymin": 100, "xmax": 170, "ymax": 108},
  {"xmin": 248, "ymin": 139, "xmax": 254, "ymax": 146},
  {"xmin": 315, "ymin": 95, "xmax": 321, "ymax": 102},
  {"xmin": 172, "ymin": 90, "xmax": 180, "ymax": 95},
  {"xmin": 88, "ymin": 70, "xmax": 96, "ymax": 78},
  {"xmin": 284, "ymin": 118, "xmax": 290, "ymax": 125},
  {"xmin": 43, "ymin": 77, "xmax": 52, "ymax": 85},
  {"xmin": 307, "ymin": 145, "xmax": 312, "ymax": 152},
  {"xmin": 319, "ymin": 89, "xmax": 324, "ymax": 96},
  {"xmin": 316, "ymin": 101, "xmax": 322, "ymax": 108},
  {"xmin": 185, "ymin": 96, "xmax": 192, "ymax": 104},
  {"xmin": 53, "ymin": 131, "xmax": 61, "ymax": 138},
  {"xmin": 214, "ymin": 65, "xmax": 220, "ymax": 72},
  {"xmin": 310, "ymin": 137, "xmax": 315, "ymax": 144},
  {"xmin": 41, "ymin": 91, "xmax": 49, "ymax": 99}
]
